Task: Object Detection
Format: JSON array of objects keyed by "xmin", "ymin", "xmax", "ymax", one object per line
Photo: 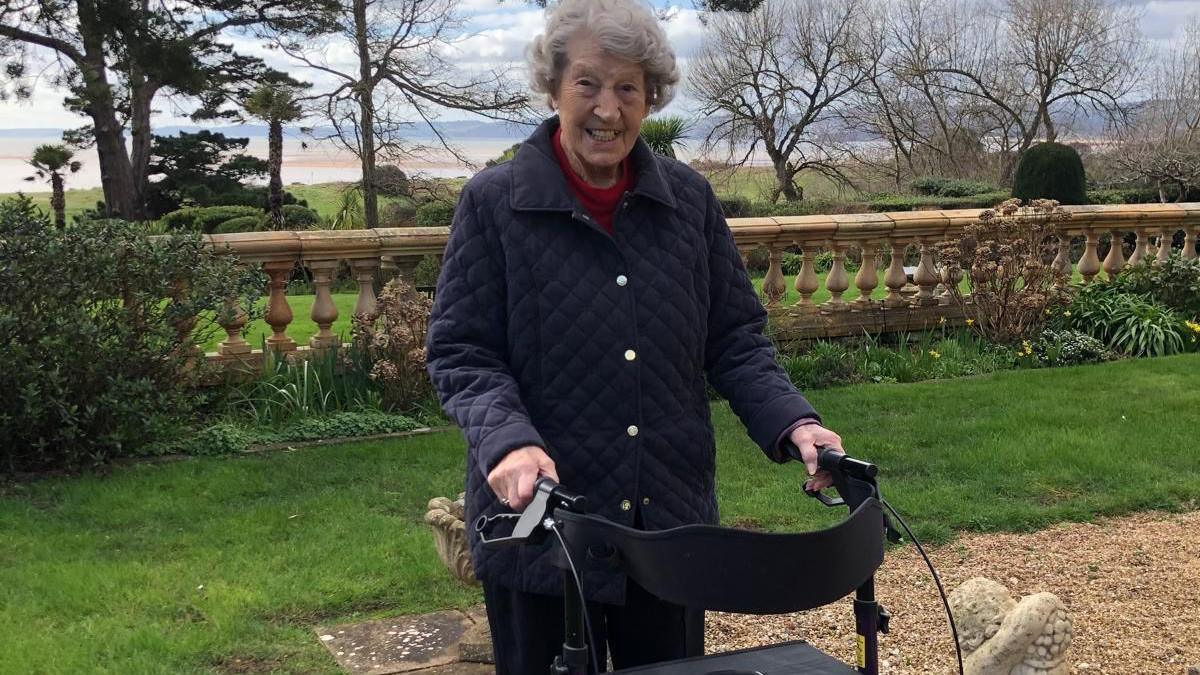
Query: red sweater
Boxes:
[{"xmin": 551, "ymin": 127, "xmax": 632, "ymax": 234}]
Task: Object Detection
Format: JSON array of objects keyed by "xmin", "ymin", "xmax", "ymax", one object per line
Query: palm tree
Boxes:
[
  {"xmin": 639, "ymin": 116, "xmax": 691, "ymax": 159},
  {"xmin": 26, "ymin": 144, "xmax": 82, "ymax": 227},
  {"xmin": 244, "ymin": 85, "xmax": 305, "ymax": 229}
]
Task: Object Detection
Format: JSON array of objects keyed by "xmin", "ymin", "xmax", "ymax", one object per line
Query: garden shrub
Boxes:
[
  {"xmin": 281, "ymin": 204, "xmax": 321, "ymax": 229},
  {"xmin": 413, "ymin": 255, "xmax": 442, "ymax": 288},
  {"xmin": 374, "ymin": 165, "xmax": 411, "ymax": 198},
  {"xmin": 717, "ymin": 195, "xmax": 755, "ymax": 218},
  {"xmin": 1110, "ymin": 257, "xmax": 1200, "ymax": 320},
  {"xmin": 383, "ymin": 201, "xmax": 418, "ymax": 226},
  {"xmin": 160, "ymin": 205, "xmax": 263, "ymax": 234},
  {"xmin": 144, "ymin": 412, "xmax": 422, "ymax": 456},
  {"xmin": 0, "ymin": 196, "xmax": 261, "ymax": 472},
  {"xmin": 213, "ymin": 215, "xmax": 264, "ymax": 234},
  {"xmin": 936, "ymin": 198, "xmax": 1072, "ymax": 344},
  {"xmin": 1058, "ymin": 283, "xmax": 1189, "ymax": 357},
  {"xmin": 910, "ymin": 177, "xmax": 999, "ymax": 197},
  {"xmin": 352, "ymin": 278, "xmax": 436, "ymax": 412},
  {"xmin": 415, "ymin": 200, "xmax": 458, "ymax": 227},
  {"xmin": 1013, "ymin": 143, "xmax": 1087, "ymax": 206},
  {"xmin": 1033, "ymin": 329, "xmax": 1111, "ymax": 366},
  {"xmin": 744, "ymin": 246, "xmax": 769, "ymax": 274}
]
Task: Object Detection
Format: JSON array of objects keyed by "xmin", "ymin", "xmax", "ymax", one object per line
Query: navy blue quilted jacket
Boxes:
[{"xmin": 426, "ymin": 117, "xmax": 819, "ymax": 603}]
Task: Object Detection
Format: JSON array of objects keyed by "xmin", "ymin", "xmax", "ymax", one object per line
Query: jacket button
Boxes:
[
  {"xmin": 616, "ymin": 275, "xmax": 628, "ymax": 286},
  {"xmin": 627, "ymin": 425, "xmax": 639, "ymax": 437},
  {"xmin": 642, "ymin": 496, "xmax": 651, "ymax": 506},
  {"xmin": 624, "ymin": 349, "xmax": 637, "ymax": 361},
  {"xmin": 620, "ymin": 499, "xmax": 632, "ymax": 511}
]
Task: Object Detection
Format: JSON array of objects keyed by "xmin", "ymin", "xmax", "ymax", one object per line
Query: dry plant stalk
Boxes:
[
  {"xmin": 936, "ymin": 198, "xmax": 1073, "ymax": 344},
  {"xmin": 351, "ymin": 278, "xmax": 434, "ymax": 411}
]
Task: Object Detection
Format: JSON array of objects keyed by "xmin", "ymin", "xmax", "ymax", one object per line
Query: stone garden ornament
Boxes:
[
  {"xmin": 424, "ymin": 493, "xmax": 476, "ymax": 586},
  {"xmin": 949, "ymin": 577, "xmax": 1073, "ymax": 675}
]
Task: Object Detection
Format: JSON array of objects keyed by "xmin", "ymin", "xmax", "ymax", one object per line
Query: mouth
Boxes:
[{"xmin": 586, "ymin": 129, "xmax": 621, "ymax": 142}]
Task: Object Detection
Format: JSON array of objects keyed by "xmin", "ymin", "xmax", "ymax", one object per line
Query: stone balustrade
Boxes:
[{"xmin": 202, "ymin": 203, "xmax": 1200, "ymax": 365}]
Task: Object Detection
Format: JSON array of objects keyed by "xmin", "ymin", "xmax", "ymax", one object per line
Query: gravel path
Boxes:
[{"xmin": 706, "ymin": 509, "xmax": 1200, "ymax": 674}]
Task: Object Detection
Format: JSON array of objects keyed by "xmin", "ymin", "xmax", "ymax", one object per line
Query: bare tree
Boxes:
[
  {"xmin": 911, "ymin": 0, "xmax": 1144, "ymax": 179},
  {"xmin": 278, "ymin": 0, "xmax": 530, "ymax": 228},
  {"xmin": 689, "ymin": 0, "xmax": 881, "ymax": 202},
  {"xmin": 1114, "ymin": 19, "xmax": 1200, "ymax": 202},
  {"xmin": 843, "ymin": 0, "xmax": 1006, "ymax": 187}
]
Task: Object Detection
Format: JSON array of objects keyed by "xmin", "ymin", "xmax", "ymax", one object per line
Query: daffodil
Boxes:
[
  {"xmin": 1063, "ymin": 310, "xmax": 1072, "ymax": 317},
  {"xmin": 1185, "ymin": 320, "xmax": 1200, "ymax": 334},
  {"xmin": 965, "ymin": 318, "xmax": 975, "ymax": 326},
  {"xmin": 938, "ymin": 316, "xmax": 946, "ymax": 325},
  {"xmin": 929, "ymin": 350, "xmax": 941, "ymax": 359}
]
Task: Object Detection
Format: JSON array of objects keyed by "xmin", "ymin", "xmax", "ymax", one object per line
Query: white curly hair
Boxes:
[{"xmin": 526, "ymin": 0, "xmax": 680, "ymax": 112}]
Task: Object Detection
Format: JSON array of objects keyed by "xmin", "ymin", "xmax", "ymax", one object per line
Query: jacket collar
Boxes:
[{"xmin": 510, "ymin": 116, "xmax": 677, "ymax": 212}]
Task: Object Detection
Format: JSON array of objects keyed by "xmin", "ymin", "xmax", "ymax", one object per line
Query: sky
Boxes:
[{"xmin": 0, "ymin": 0, "xmax": 1197, "ymax": 130}]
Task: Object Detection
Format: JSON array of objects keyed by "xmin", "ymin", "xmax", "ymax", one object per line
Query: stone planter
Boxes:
[{"xmin": 425, "ymin": 493, "xmax": 476, "ymax": 587}]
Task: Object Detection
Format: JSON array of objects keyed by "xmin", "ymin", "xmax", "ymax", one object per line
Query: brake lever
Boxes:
[{"xmin": 475, "ymin": 478, "xmax": 588, "ymax": 550}]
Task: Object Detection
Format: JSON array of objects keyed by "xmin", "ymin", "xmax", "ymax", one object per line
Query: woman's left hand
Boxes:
[{"xmin": 789, "ymin": 424, "xmax": 844, "ymax": 492}]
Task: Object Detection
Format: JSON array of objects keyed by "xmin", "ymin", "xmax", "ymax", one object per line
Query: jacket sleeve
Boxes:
[
  {"xmin": 701, "ymin": 184, "xmax": 821, "ymax": 463},
  {"xmin": 426, "ymin": 185, "xmax": 546, "ymax": 478}
]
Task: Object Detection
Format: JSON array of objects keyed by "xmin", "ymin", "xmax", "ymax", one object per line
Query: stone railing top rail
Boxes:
[{"xmin": 203, "ymin": 203, "xmax": 1200, "ymax": 262}]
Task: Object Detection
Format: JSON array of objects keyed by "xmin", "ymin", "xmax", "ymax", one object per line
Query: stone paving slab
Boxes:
[{"xmin": 316, "ymin": 606, "xmax": 493, "ymax": 675}]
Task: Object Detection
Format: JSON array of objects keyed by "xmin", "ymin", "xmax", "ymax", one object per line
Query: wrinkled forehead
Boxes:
[{"xmin": 561, "ymin": 34, "xmax": 646, "ymax": 82}]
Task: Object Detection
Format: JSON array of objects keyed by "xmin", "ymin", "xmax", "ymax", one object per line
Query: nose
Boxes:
[{"xmin": 593, "ymin": 86, "xmax": 620, "ymax": 123}]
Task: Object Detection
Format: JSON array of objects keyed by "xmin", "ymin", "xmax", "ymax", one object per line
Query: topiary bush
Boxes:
[
  {"xmin": 281, "ymin": 204, "xmax": 321, "ymax": 229},
  {"xmin": 0, "ymin": 196, "xmax": 262, "ymax": 472},
  {"xmin": 160, "ymin": 205, "xmax": 264, "ymax": 234},
  {"xmin": 415, "ymin": 200, "xmax": 458, "ymax": 227},
  {"xmin": 212, "ymin": 215, "xmax": 264, "ymax": 234},
  {"xmin": 717, "ymin": 195, "xmax": 756, "ymax": 218},
  {"xmin": 1012, "ymin": 142, "xmax": 1087, "ymax": 206},
  {"xmin": 910, "ymin": 177, "xmax": 999, "ymax": 197}
]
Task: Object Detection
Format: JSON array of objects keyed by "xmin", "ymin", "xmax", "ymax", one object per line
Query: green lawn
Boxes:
[{"xmin": 2, "ymin": 354, "xmax": 1199, "ymax": 673}]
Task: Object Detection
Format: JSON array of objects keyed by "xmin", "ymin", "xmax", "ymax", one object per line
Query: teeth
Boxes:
[{"xmin": 588, "ymin": 129, "xmax": 618, "ymax": 141}]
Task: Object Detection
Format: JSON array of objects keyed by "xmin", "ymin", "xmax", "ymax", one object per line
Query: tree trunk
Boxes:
[
  {"xmin": 268, "ymin": 119, "xmax": 284, "ymax": 228},
  {"xmin": 354, "ymin": 0, "xmax": 379, "ymax": 230},
  {"xmin": 51, "ymin": 173, "xmax": 66, "ymax": 228},
  {"xmin": 76, "ymin": 0, "xmax": 142, "ymax": 221},
  {"xmin": 127, "ymin": 67, "xmax": 156, "ymax": 220}
]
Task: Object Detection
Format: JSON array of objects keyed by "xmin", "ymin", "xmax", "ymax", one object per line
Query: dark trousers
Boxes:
[{"xmin": 483, "ymin": 579, "xmax": 705, "ymax": 674}]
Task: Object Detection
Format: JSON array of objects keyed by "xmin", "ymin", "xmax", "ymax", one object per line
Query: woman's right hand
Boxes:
[{"xmin": 487, "ymin": 446, "xmax": 559, "ymax": 511}]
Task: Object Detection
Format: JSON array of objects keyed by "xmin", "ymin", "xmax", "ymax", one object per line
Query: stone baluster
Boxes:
[
  {"xmin": 794, "ymin": 244, "xmax": 819, "ymax": 307},
  {"xmin": 912, "ymin": 238, "xmax": 938, "ymax": 306},
  {"xmin": 762, "ymin": 245, "xmax": 787, "ymax": 307},
  {"xmin": 1185, "ymin": 225, "xmax": 1198, "ymax": 260},
  {"xmin": 217, "ymin": 295, "xmax": 251, "ymax": 357},
  {"xmin": 351, "ymin": 258, "xmax": 380, "ymax": 318},
  {"xmin": 940, "ymin": 264, "xmax": 962, "ymax": 307},
  {"xmin": 1128, "ymin": 228, "xmax": 1148, "ymax": 266},
  {"xmin": 883, "ymin": 241, "xmax": 908, "ymax": 308},
  {"xmin": 308, "ymin": 259, "xmax": 341, "ymax": 350},
  {"xmin": 853, "ymin": 242, "xmax": 879, "ymax": 310},
  {"xmin": 823, "ymin": 241, "xmax": 849, "ymax": 310},
  {"xmin": 262, "ymin": 260, "xmax": 297, "ymax": 352},
  {"xmin": 1102, "ymin": 230, "xmax": 1126, "ymax": 281},
  {"xmin": 1156, "ymin": 225, "xmax": 1174, "ymax": 263},
  {"xmin": 1051, "ymin": 235, "xmax": 1072, "ymax": 281},
  {"xmin": 1078, "ymin": 230, "xmax": 1102, "ymax": 284}
]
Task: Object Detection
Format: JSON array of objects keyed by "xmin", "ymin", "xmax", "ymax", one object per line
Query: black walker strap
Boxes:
[{"xmin": 554, "ymin": 499, "xmax": 885, "ymax": 614}]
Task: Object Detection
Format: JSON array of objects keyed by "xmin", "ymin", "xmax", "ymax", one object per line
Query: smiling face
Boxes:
[{"xmin": 551, "ymin": 34, "xmax": 650, "ymax": 188}]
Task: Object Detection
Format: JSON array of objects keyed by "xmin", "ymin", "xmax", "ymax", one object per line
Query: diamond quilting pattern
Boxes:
[{"xmin": 426, "ymin": 119, "xmax": 817, "ymax": 603}]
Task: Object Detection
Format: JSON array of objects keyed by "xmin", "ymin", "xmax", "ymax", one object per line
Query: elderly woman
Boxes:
[{"xmin": 426, "ymin": 0, "xmax": 844, "ymax": 671}]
